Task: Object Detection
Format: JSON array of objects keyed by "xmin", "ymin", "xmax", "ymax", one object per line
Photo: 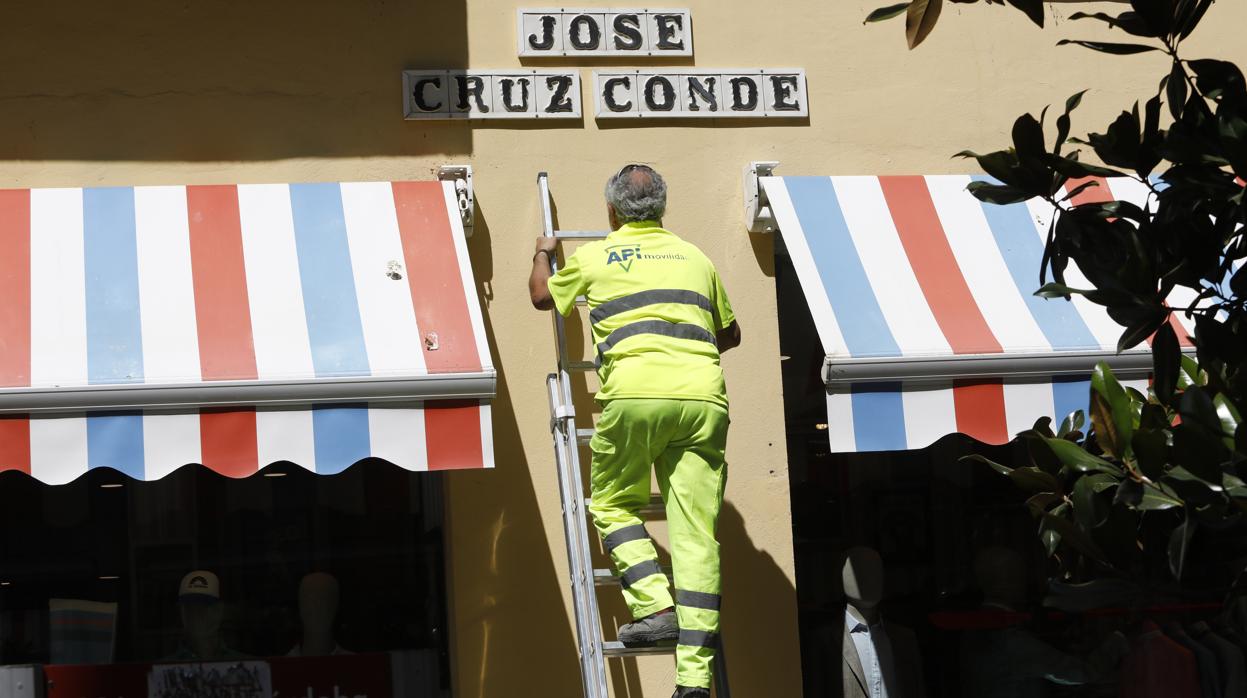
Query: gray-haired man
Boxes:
[{"xmin": 529, "ymin": 165, "xmax": 741, "ymax": 697}]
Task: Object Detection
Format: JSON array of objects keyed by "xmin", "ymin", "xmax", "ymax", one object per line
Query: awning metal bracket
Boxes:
[
  {"xmin": 439, "ymin": 164, "xmax": 475, "ymax": 237},
  {"xmin": 743, "ymin": 160, "xmax": 780, "ymax": 234}
]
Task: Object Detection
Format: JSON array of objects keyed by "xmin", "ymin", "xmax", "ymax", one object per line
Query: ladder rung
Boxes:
[
  {"xmin": 584, "ymin": 495, "xmax": 664, "ymax": 515},
  {"xmin": 602, "ymin": 641, "xmax": 676, "ymax": 657},
  {"xmin": 593, "ymin": 565, "xmax": 671, "ymax": 586},
  {"xmin": 566, "ymin": 360, "xmax": 596, "ymax": 371},
  {"xmin": 575, "ymin": 295, "xmax": 588, "ymax": 305},
  {"xmin": 576, "ymin": 429, "xmax": 595, "ymax": 444},
  {"xmin": 555, "ymin": 230, "xmax": 610, "ymax": 240}
]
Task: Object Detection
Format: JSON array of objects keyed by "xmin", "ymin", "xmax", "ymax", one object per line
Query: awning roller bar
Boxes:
[
  {"xmin": 0, "ymin": 372, "xmax": 497, "ymax": 415},
  {"xmin": 823, "ymin": 349, "xmax": 1193, "ymax": 388}
]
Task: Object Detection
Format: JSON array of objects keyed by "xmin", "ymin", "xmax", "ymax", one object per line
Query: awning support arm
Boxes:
[
  {"xmin": 743, "ymin": 160, "xmax": 780, "ymax": 234},
  {"xmin": 439, "ymin": 164, "xmax": 475, "ymax": 237},
  {"xmin": 823, "ymin": 348, "xmax": 1197, "ymax": 388}
]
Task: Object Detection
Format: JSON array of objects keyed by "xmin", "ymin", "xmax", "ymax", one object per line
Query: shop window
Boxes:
[
  {"xmin": 776, "ymin": 240, "xmax": 1246, "ymax": 698},
  {"xmin": 0, "ymin": 462, "xmax": 450, "ymax": 697}
]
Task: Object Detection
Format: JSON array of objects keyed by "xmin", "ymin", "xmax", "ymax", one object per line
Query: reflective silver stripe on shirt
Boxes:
[
  {"xmin": 603, "ymin": 524, "xmax": 650, "ymax": 553},
  {"xmin": 675, "ymin": 589, "xmax": 722, "ymax": 611},
  {"xmin": 595, "ymin": 321, "xmax": 717, "ymax": 367},
  {"xmin": 619, "ymin": 559, "xmax": 664, "ymax": 589},
  {"xmin": 677, "ymin": 629, "xmax": 719, "ymax": 648},
  {"xmin": 589, "ymin": 289, "xmax": 714, "ymax": 326}
]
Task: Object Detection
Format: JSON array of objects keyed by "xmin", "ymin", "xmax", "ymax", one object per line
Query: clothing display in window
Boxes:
[
  {"xmin": 1165, "ymin": 623, "xmax": 1222, "ymax": 698},
  {"xmin": 1191, "ymin": 622, "xmax": 1246, "ymax": 698},
  {"xmin": 1121, "ymin": 621, "xmax": 1200, "ymax": 698}
]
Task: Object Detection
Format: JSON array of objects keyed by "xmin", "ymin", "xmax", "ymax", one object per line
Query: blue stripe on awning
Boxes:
[
  {"xmin": 87, "ymin": 412, "xmax": 145, "ymax": 479},
  {"xmin": 84, "ymin": 188, "xmax": 144, "ymax": 385},
  {"xmin": 971, "ymin": 176, "xmax": 1099, "ymax": 351},
  {"xmin": 289, "ymin": 183, "xmax": 371, "ymax": 378},
  {"xmin": 850, "ymin": 382, "xmax": 906, "ymax": 451},
  {"xmin": 311, "ymin": 405, "xmax": 371, "ymax": 474},
  {"xmin": 784, "ymin": 177, "xmax": 900, "ymax": 358}
]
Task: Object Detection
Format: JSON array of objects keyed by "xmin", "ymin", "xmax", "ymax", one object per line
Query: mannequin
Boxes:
[
  {"xmin": 961, "ymin": 547, "xmax": 1125, "ymax": 698},
  {"xmin": 835, "ymin": 546, "xmax": 925, "ymax": 698},
  {"xmin": 168, "ymin": 570, "xmax": 245, "ymax": 661},
  {"xmin": 288, "ymin": 572, "xmax": 352, "ymax": 657}
]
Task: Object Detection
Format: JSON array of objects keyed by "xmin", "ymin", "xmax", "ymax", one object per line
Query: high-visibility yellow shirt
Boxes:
[{"xmin": 548, "ymin": 221, "xmax": 735, "ymax": 407}]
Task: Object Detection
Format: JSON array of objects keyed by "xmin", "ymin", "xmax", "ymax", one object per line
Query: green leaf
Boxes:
[
  {"xmin": 1214, "ymin": 394, "xmax": 1241, "ymax": 441},
  {"xmin": 1005, "ymin": 0, "xmax": 1044, "ymax": 27},
  {"xmin": 1153, "ymin": 322, "xmax": 1180, "ymax": 405},
  {"xmin": 1036, "ymin": 282, "xmax": 1091, "ymax": 299},
  {"xmin": 1057, "ymin": 39, "xmax": 1160, "ymax": 55},
  {"xmin": 1074, "ymin": 473, "xmax": 1117, "ymax": 528},
  {"xmin": 1114, "ymin": 477, "xmax": 1143, "ymax": 506},
  {"xmin": 1116, "ymin": 307, "xmax": 1168, "ymax": 353},
  {"xmin": 1091, "ymin": 362, "xmax": 1134, "ymax": 459},
  {"xmin": 865, "ymin": 2, "xmax": 911, "ymax": 22},
  {"xmin": 1180, "ymin": 387, "xmax": 1221, "ymax": 432},
  {"xmin": 1044, "ymin": 437, "xmax": 1123, "ymax": 475},
  {"xmin": 1132, "ymin": 428, "xmax": 1169, "ymax": 481},
  {"xmin": 961, "ymin": 453, "xmax": 1014, "ymax": 478},
  {"xmin": 1171, "ymin": 425, "xmax": 1228, "ymax": 485},
  {"xmin": 1026, "ymin": 492, "xmax": 1063, "ymax": 517},
  {"xmin": 1009, "ymin": 466, "xmax": 1063, "ymax": 494},
  {"xmin": 1168, "ymin": 515, "xmax": 1195, "ymax": 579},
  {"xmin": 1177, "ymin": 0, "xmax": 1215, "ymax": 39},
  {"xmin": 1167, "ymin": 60, "xmax": 1188, "ymax": 122},
  {"xmin": 905, "ymin": 0, "xmax": 943, "ymax": 48},
  {"xmin": 1177, "ymin": 354, "xmax": 1203, "ymax": 389},
  {"xmin": 1068, "ymin": 11, "xmax": 1154, "ymax": 37},
  {"xmin": 1041, "ymin": 511, "xmax": 1107, "ymax": 562},
  {"xmin": 965, "ymin": 180, "xmax": 1032, "ymax": 205},
  {"xmin": 1012, "ymin": 113, "xmax": 1047, "ymax": 168},
  {"xmin": 1139, "ymin": 483, "xmax": 1184, "ymax": 510}
]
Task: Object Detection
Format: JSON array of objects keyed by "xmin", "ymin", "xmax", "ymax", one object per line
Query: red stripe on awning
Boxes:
[
  {"xmin": 0, "ymin": 189, "xmax": 31, "ymax": 388},
  {"xmin": 953, "ymin": 379, "xmax": 1009, "ymax": 444},
  {"xmin": 425, "ymin": 401, "xmax": 483, "ymax": 470},
  {"xmin": 186, "ymin": 185, "xmax": 259, "ymax": 381},
  {"xmin": 1067, "ymin": 177, "xmax": 1194, "ymax": 348},
  {"xmin": 199, "ymin": 409, "xmax": 259, "ymax": 478},
  {"xmin": 391, "ymin": 182, "xmax": 482, "ymax": 373},
  {"xmin": 879, "ymin": 176, "xmax": 1003, "ymax": 355},
  {"xmin": 0, "ymin": 416, "xmax": 31, "ymax": 475}
]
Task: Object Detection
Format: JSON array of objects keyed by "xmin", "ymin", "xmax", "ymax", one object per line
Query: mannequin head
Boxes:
[
  {"xmin": 178, "ymin": 570, "xmax": 224, "ymax": 643},
  {"xmin": 973, "ymin": 546, "xmax": 1027, "ymax": 608},
  {"xmin": 841, "ymin": 546, "xmax": 884, "ymax": 610},
  {"xmin": 298, "ymin": 572, "xmax": 341, "ymax": 634}
]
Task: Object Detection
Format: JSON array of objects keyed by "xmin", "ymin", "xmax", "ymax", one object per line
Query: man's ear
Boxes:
[{"xmin": 607, "ymin": 203, "xmax": 618, "ymax": 231}]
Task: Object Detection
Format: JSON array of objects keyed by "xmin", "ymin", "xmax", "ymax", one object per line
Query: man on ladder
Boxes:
[{"xmin": 529, "ymin": 164, "xmax": 742, "ymax": 698}]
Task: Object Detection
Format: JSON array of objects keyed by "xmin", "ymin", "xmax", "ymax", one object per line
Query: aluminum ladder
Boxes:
[{"xmin": 538, "ymin": 172, "xmax": 731, "ymax": 698}]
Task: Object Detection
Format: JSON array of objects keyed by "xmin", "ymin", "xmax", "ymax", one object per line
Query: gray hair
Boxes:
[{"xmin": 605, "ymin": 164, "xmax": 667, "ymax": 224}]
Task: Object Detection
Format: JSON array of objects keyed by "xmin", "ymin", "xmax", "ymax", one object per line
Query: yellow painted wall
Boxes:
[{"xmin": 3, "ymin": 1, "xmax": 1245, "ymax": 696}]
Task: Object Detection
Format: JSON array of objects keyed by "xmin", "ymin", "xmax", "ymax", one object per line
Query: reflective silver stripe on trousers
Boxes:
[
  {"xmin": 620, "ymin": 559, "xmax": 664, "ymax": 589},
  {"xmin": 595, "ymin": 321, "xmax": 717, "ymax": 367},
  {"xmin": 603, "ymin": 524, "xmax": 650, "ymax": 553},
  {"xmin": 590, "ymin": 289, "xmax": 714, "ymax": 326},
  {"xmin": 675, "ymin": 589, "xmax": 722, "ymax": 611},
  {"xmin": 678, "ymin": 629, "xmax": 719, "ymax": 648}
]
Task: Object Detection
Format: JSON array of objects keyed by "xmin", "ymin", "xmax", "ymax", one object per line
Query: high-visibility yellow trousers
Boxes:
[{"xmin": 587, "ymin": 398, "xmax": 728, "ymax": 690}]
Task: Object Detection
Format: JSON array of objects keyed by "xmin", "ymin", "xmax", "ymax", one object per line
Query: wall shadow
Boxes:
[
  {"xmin": 0, "ymin": 0, "xmax": 471, "ymax": 161},
  {"xmin": 443, "ymin": 195, "xmax": 583, "ymax": 698}
]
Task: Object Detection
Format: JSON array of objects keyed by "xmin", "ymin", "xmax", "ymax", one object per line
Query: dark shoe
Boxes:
[
  {"xmin": 617, "ymin": 609, "xmax": 678, "ymax": 645},
  {"xmin": 672, "ymin": 687, "xmax": 710, "ymax": 698}
]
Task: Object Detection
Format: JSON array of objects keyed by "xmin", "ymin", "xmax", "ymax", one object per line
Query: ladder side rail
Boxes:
[
  {"xmin": 541, "ymin": 172, "xmax": 611, "ymax": 698},
  {"xmin": 546, "ymin": 375, "xmax": 605, "ymax": 695}
]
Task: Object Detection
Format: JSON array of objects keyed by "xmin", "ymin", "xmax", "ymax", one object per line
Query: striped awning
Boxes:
[
  {"xmin": 0, "ymin": 180, "xmax": 494, "ymax": 483},
  {"xmin": 762, "ymin": 174, "xmax": 1195, "ymax": 453}
]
